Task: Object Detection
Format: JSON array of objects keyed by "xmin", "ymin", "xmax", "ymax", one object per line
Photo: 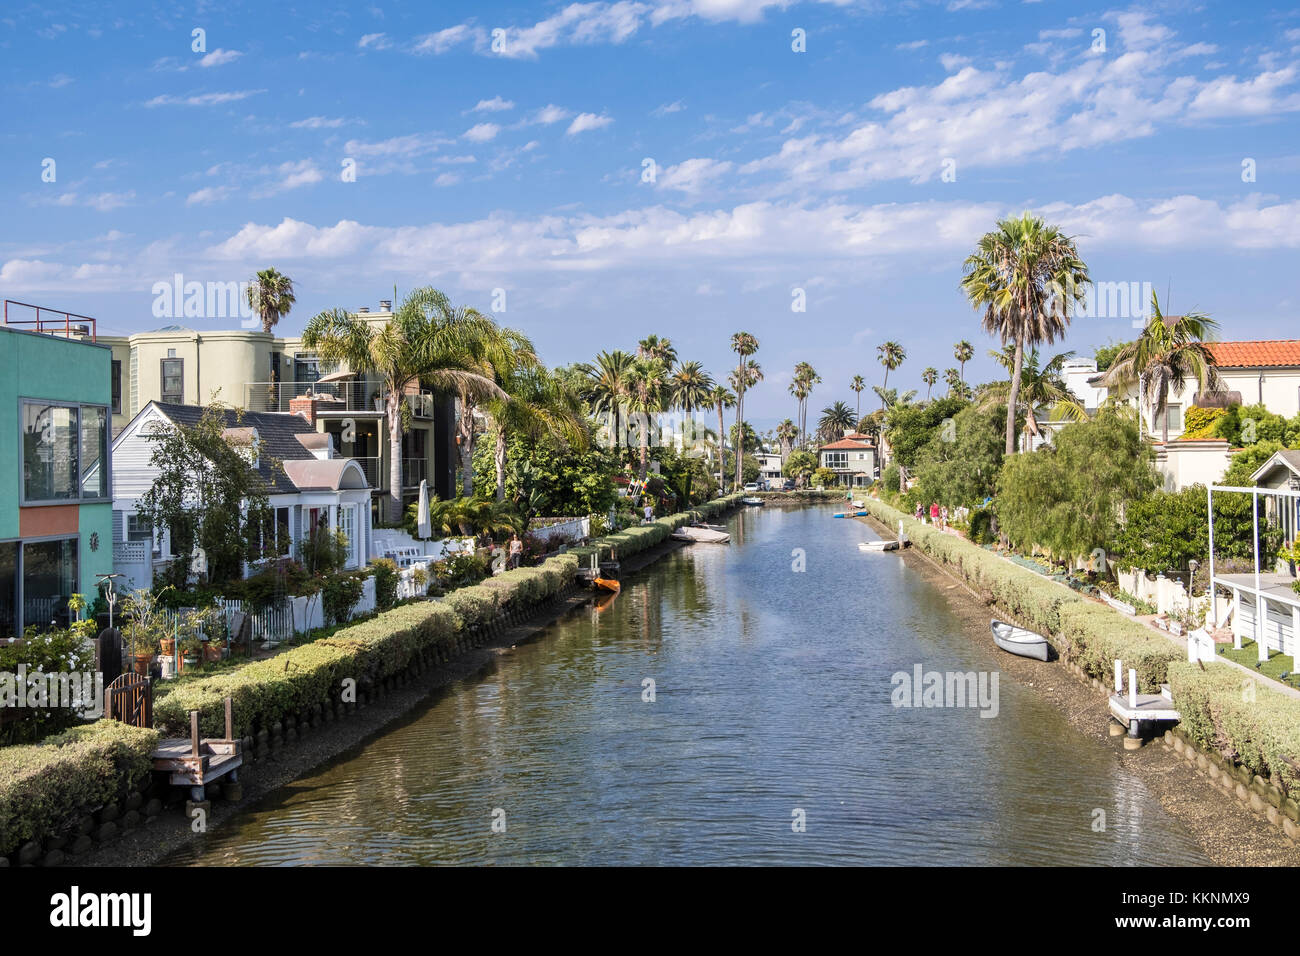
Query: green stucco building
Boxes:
[{"xmin": 1, "ymin": 325, "xmax": 115, "ymax": 637}]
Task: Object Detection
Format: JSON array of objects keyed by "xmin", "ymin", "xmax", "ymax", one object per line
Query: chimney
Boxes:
[
  {"xmin": 379, "ymin": 299, "xmax": 392, "ymax": 311},
  {"xmin": 357, "ymin": 306, "xmax": 370, "ymax": 313},
  {"xmin": 289, "ymin": 394, "xmax": 320, "ymax": 427}
]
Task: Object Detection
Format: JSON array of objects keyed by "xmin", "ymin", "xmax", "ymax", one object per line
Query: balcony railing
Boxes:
[
  {"xmin": 351, "ymin": 456, "xmax": 383, "ymax": 490},
  {"xmin": 244, "ymin": 381, "xmax": 436, "ymax": 417}
]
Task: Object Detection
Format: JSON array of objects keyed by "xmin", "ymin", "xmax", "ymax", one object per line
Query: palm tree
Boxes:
[
  {"xmin": 627, "ymin": 357, "xmax": 670, "ymax": 482},
  {"xmin": 872, "ymin": 386, "xmax": 917, "ymax": 411},
  {"xmin": 451, "ymin": 320, "xmax": 538, "ymax": 497},
  {"xmin": 877, "ymin": 342, "xmax": 906, "ymax": 407},
  {"xmin": 580, "ymin": 350, "xmax": 634, "ymax": 451},
  {"xmin": 980, "ymin": 347, "xmax": 1087, "ymax": 451},
  {"xmin": 943, "ymin": 367, "xmax": 971, "ymax": 400},
  {"xmin": 637, "ymin": 335, "xmax": 677, "ymax": 368},
  {"xmin": 670, "ymin": 360, "xmax": 714, "ymax": 450},
  {"xmin": 921, "ymin": 367, "xmax": 938, "ymax": 400},
  {"xmin": 487, "ymin": 366, "xmax": 588, "ymax": 502},
  {"xmin": 776, "ymin": 418, "xmax": 798, "ymax": 456},
  {"xmin": 245, "ymin": 268, "xmax": 295, "ymax": 335},
  {"xmin": 818, "ymin": 401, "xmax": 856, "ymax": 442},
  {"xmin": 709, "ymin": 384, "xmax": 735, "ymax": 492},
  {"xmin": 790, "ymin": 361, "xmax": 820, "ymax": 447},
  {"xmin": 301, "ymin": 287, "xmax": 503, "ymax": 521},
  {"xmin": 960, "ymin": 212, "xmax": 1089, "ymax": 455},
  {"xmin": 849, "ymin": 374, "xmax": 866, "ymax": 418},
  {"xmin": 954, "ymin": 340, "xmax": 974, "ymax": 384},
  {"xmin": 729, "ymin": 332, "xmax": 760, "ymax": 488},
  {"xmin": 1100, "ymin": 292, "xmax": 1222, "ymax": 443}
]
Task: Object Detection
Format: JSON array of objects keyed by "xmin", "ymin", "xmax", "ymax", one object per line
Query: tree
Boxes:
[
  {"xmin": 1114, "ymin": 485, "xmax": 1272, "ymax": 576},
  {"xmin": 943, "ymin": 367, "xmax": 971, "ymax": 400},
  {"xmin": 729, "ymin": 420, "xmax": 759, "ymax": 455},
  {"xmin": 921, "ymin": 367, "xmax": 938, "ymax": 400},
  {"xmin": 1222, "ymin": 440, "xmax": 1285, "ymax": 487},
  {"xmin": 979, "ymin": 347, "xmax": 1087, "ymax": 452},
  {"xmin": 473, "ymin": 433, "xmax": 617, "ymax": 517},
  {"xmin": 580, "ymin": 350, "xmax": 635, "ymax": 451},
  {"xmin": 637, "ymin": 335, "xmax": 677, "ymax": 368},
  {"xmin": 302, "ymin": 287, "xmax": 504, "ymax": 520},
  {"xmin": 709, "ymin": 384, "xmax": 735, "ymax": 492},
  {"xmin": 850, "ymin": 374, "xmax": 866, "ymax": 418},
  {"xmin": 486, "ymin": 365, "xmax": 588, "ymax": 502},
  {"xmin": 886, "ymin": 395, "xmax": 971, "ymax": 471},
  {"xmin": 960, "ymin": 212, "xmax": 1090, "ymax": 455},
  {"xmin": 136, "ymin": 405, "xmax": 276, "ymax": 588},
  {"xmin": 954, "ymin": 340, "xmax": 974, "ymax": 384},
  {"xmin": 877, "ymin": 341, "xmax": 906, "ymax": 406},
  {"xmin": 908, "ymin": 403, "xmax": 1005, "ymax": 509},
  {"xmin": 730, "ymin": 332, "xmax": 760, "ymax": 488},
  {"xmin": 789, "ymin": 361, "xmax": 820, "ymax": 448},
  {"xmin": 1100, "ymin": 292, "xmax": 1223, "ymax": 443},
  {"xmin": 245, "ymin": 268, "xmax": 295, "ymax": 335},
  {"xmin": 995, "ymin": 409, "xmax": 1158, "ymax": 565},
  {"xmin": 818, "ymin": 401, "xmax": 856, "ymax": 442},
  {"xmin": 627, "ymin": 357, "xmax": 670, "ymax": 482},
  {"xmin": 783, "ymin": 450, "xmax": 817, "ymax": 480},
  {"xmin": 670, "ymin": 360, "xmax": 714, "ymax": 447},
  {"xmin": 776, "ymin": 418, "xmax": 798, "ymax": 456}
]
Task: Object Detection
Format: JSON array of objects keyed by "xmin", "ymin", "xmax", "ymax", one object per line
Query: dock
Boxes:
[
  {"xmin": 1109, "ymin": 661, "xmax": 1180, "ymax": 746},
  {"xmin": 150, "ymin": 698, "xmax": 243, "ymax": 802}
]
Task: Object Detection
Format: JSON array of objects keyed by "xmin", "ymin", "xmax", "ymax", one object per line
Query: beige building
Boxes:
[
  {"xmin": 20, "ymin": 299, "xmax": 455, "ymax": 522},
  {"xmin": 818, "ymin": 437, "xmax": 877, "ymax": 487}
]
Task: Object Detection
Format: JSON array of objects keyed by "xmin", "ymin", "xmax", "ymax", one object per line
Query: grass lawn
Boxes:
[{"xmin": 1217, "ymin": 639, "xmax": 1300, "ymax": 689}]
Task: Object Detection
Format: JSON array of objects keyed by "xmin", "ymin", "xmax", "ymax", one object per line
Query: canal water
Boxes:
[{"xmin": 167, "ymin": 504, "xmax": 1210, "ymax": 866}]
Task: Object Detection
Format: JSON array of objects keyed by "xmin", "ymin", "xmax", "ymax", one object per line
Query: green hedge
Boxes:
[
  {"xmin": 1167, "ymin": 659, "xmax": 1300, "ymax": 794},
  {"xmin": 0, "ymin": 721, "xmax": 159, "ymax": 857},
  {"xmin": 861, "ymin": 498, "xmax": 1178, "ymax": 687}
]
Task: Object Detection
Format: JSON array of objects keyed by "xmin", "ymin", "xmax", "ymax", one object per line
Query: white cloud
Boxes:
[
  {"xmin": 199, "ymin": 48, "xmax": 242, "ymax": 67},
  {"xmin": 652, "ymin": 100, "xmax": 685, "ymax": 116},
  {"xmin": 49, "ymin": 73, "xmax": 74, "ymax": 88},
  {"xmin": 144, "ymin": 89, "xmax": 264, "ymax": 107},
  {"xmin": 290, "ymin": 116, "xmax": 350, "ymax": 129},
  {"xmin": 413, "ymin": 24, "xmax": 483, "ymax": 55},
  {"xmin": 359, "ymin": 33, "xmax": 392, "ymax": 50},
  {"xmin": 567, "ymin": 112, "xmax": 613, "ymax": 135},
  {"xmin": 186, "ymin": 185, "xmax": 235, "ymax": 205},
  {"xmin": 655, "ymin": 157, "xmax": 734, "ymax": 194},
  {"xmin": 463, "ymin": 122, "xmax": 500, "ymax": 142},
  {"xmin": 471, "ymin": 96, "xmax": 515, "ymax": 112},
  {"xmin": 535, "ymin": 104, "xmax": 572, "ymax": 125}
]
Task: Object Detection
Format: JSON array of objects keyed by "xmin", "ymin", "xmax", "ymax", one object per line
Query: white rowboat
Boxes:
[{"xmin": 990, "ymin": 620, "xmax": 1050, "ymax": 661}]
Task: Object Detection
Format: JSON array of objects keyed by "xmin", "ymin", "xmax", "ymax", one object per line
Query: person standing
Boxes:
[
  {"xmin": 508, "ymin": 533, "xmax": 523, "ymax": 570},
  {"xmin": 643, "ymin": 501, "xmax": 655, "ymax": 523},
  {"xmin": 940, "ymin": 505, "xmax": 948, "ymax": 530},
  {"xmin": 929, "ymin": 501, "xmax": 939, "ymax": 525}
]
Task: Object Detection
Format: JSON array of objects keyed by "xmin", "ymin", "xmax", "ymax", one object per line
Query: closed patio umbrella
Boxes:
[{"xmin": 417, "ymin": 479, "xmax": 431, "ymax": 540}]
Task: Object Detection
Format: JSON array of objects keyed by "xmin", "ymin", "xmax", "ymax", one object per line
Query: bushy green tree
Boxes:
[
  {"xmin": 996, "ymin": 410, "xmax": 1158, "ymax": 563},
  {"xmin": 472, "ymin": 432, "xmax": 617, "ymax": 516},
  {"xmin": 907, "ymin": 404, "xmax": 1005, "ymax": 509},
  {"xmin": 783, "ymin": 450, "xmax": 817, "ymax": 479},
  {"xmin": 885, "ymin": 396, "xmax": 970, "ymax": 470},
  {"xmin": 1214, "ymin": 404, "xmax": 1292, "ymax": 448},
  {"xmin": 1115, "ymin": 484, "xmax": 1277, "ymax": 575},
  {"xmin": 1222, "ymin": 440, "xmax": 1285, "ymax": 487}
]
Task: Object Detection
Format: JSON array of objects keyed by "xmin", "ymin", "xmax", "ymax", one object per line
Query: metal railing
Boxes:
[
  {"xmin": 3, "ymin": 299, "xmax": 97, "ymax": 341},
  {"xmin": 351, "ymin": 456, "xmax": 384, "ymax": 490},
  {"xmin": 402, "ymin": 458, "xmax": 426, "ymax": 488},
  {"xmin": 244, "ymin": 381, "xmax": 435, "ymax": 417}
]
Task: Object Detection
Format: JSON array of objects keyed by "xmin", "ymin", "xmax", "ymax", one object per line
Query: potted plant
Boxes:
[
  {"xmin": 123, "ymin": 622, "xmax": 156, "ymax": 676},
  {"xmin": 180, "ymin": 634, "xmax": 202, "ymax": 670}
]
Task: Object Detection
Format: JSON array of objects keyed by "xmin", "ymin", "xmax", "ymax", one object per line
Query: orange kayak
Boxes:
[{"xmin": 595, "ymin": 577, "xmax": 621, "ymax": 593}]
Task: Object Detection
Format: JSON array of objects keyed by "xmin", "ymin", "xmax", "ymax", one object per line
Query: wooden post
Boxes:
[
  {"xmin": 190, "ymin": 710, "xmax": 200, "ymax": 758},
  {"xmin": 224, "ymin": 697, "xmax": 233, "ymax": 742}
]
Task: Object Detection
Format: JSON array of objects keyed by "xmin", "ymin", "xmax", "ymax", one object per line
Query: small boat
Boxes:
[
  {"xmin": 858, "ymin": 539, "xmax": 899, "ymax": 552},
  {"xmin": 672, "ymin": 525, "xmax": 731, "ymax": 544},
  {"xmin": 595, "ymin": 577, "xmax": 621, "ymax": 594},
  {"xmin": 742, "ymin": 496, "xmax": 764, "ymax": 506},
  {"xmin": 990, "ymin": 620, "xmax": 1050, "ymax": 661},
  {"xmin": 832, "ymin": 510, "xmax": 868, "ymax": 518}
]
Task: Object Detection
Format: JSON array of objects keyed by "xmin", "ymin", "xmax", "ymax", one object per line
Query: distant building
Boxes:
[
  {"xmin": 0, "ymin": 325, "xmax": 115, "ymax": 637},
  {"xmin": 756, "ymin": 452, "xmax": 784, "ymax": 487},
  {"xmin": 818, "ymin": 438, "xmax": 876, "ymax": 487}
]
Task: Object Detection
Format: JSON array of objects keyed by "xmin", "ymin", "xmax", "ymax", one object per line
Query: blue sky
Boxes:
[{"xmin": 3, "ymin": 0, "xmax": 1299, "ymax": 427}]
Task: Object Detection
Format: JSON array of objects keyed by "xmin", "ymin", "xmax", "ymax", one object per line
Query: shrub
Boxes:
[
  {"xmin": 968, "ymin": 507, "xmax": 995, "ymax": 545},
  {"xmin": 321, "ymin": 572, "xmax": 365, "ymax": 625},
  {"xmin": 371, "ymin": 559, "xmax": 399, "ymax": 611},
  {"xmin": 0, "ymin": 720, "xmax": 159, "ymax": 857}
]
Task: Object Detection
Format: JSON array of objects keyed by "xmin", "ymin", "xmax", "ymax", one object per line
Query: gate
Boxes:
[{"xmin": 105, "ymin": 672, "xmax": 153, "ymax": 729}]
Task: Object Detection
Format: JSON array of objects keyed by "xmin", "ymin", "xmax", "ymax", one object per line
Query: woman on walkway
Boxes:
[{"xmin": 508, "ymin": 533, "xmax": 523, "ymax": 570}]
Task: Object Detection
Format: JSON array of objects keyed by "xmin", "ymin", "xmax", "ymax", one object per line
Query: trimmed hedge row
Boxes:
[
  {"xmin": 1167, "ymin": 659, "xmax": 1300, "ymax": 795},
  {"xmin": 0, "ymin": 721, "xmax": 159, "ymax": 857},
  {"xmin": 861, "ymin": 498, "xmax": 1179, "ymax": 689}
]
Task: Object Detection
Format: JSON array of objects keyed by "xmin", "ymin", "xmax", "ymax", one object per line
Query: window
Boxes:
[
  {"xmin": 339, "ymin": 505, "xmax": 356, "ymax": 567},
  {"xmin": 294, "ymin": 353, "xmax": 321, "ymax": 385},
  {"xmin": 0, "ymin": 542, "xmax": 15, "ymax": 641},
  {"xmin": 127, "ymin": 514, "xmax": 160, "ymax": 557},
  {"xmin": 21, "ymin": 538, "xmax": 77, "ymax": 633},
  {"xmin": 111, "ymin": 360, "xmax": 122, "ymax": 414},
  {"xmin": 824, "ymin": 451, "xmax": 847, "ymax": 467},
  {"xmin": 160, "ymin": 358, "xmax": 184, "ymax": 404},
  {"xmin": 22, "ymin": 401, "xmax": 109, "ymax": 503},
  {"xmin": 1163, "ymin": 404, "xmax": 1183, "ymax": 433}
]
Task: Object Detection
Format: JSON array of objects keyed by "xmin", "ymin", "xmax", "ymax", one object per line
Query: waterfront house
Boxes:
[
  {"xmin": 110, "ymin": 401, "xmax": 372, "ymax": 591},
  {"xmin": 4, "ymin": 297, "xmax": 457, "ymax": 522},
  {"xmin": 818, "ymin": 437, "xmax": 876, "ymax": 487},
  {"xmin": 756, "ymin": 452, "xmax": 784, "ymax": 487},
  {"xmin": 0, "ymin": 325, "xmax": 115, "ymax": 637}
]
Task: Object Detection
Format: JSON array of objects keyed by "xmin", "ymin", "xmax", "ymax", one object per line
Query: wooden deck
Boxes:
[{"xmin": 150, "ymin": 698, "xmax": 242, "ymax": 801}]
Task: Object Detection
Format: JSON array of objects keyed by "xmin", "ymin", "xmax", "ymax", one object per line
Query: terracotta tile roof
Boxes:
[
  {"xmin": 819, "ymin": 438, "xmax": 875, "ymax": 451},
  {"xmin": 1205, "ymin": 340, "xmax": 1300, "ymax": 369}
]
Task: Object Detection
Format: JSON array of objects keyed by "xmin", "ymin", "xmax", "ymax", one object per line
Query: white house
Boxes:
[
  {"xmin": 818, "ymin": 437, "xmax": 877, "ymax": 487},
  {"xmin": 756, "ymin": 452, "xmax": 784, "ymax": 487},
  {"xmin": 111, "ymin": 401, "xmax": 372, "ymax": 590}
]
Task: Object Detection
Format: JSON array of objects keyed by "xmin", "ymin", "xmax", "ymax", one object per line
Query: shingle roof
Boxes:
[
  {"xmin": 820, "ymin": 438, "xmax": 875, "ymax": 451},
  {"xmin": 152, "ymin": 402, "xmax": 316, "ymax": 495},
  {"xmin": 1205, "ymin": 340, "xmax": 1300, "ymax": 369}
]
